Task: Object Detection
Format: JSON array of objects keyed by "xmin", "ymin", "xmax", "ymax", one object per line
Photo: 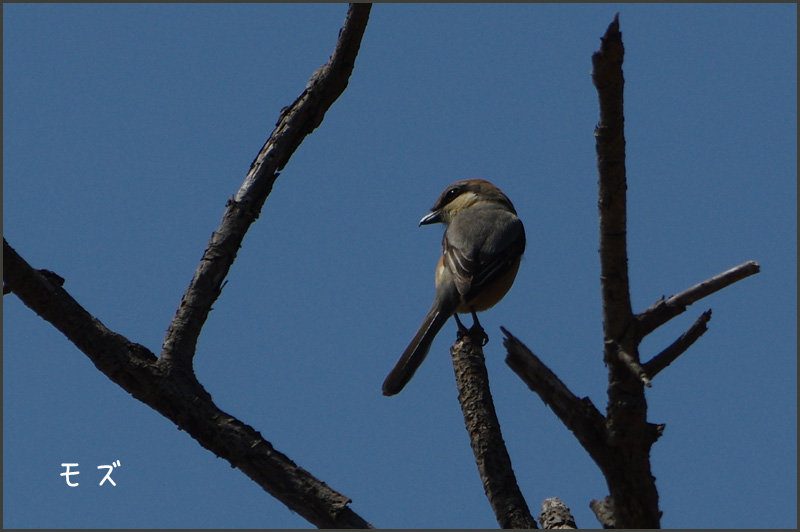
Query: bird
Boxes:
[{"xmin": 382, "ymin": 179, "xmax": 526, "ymax": 396}]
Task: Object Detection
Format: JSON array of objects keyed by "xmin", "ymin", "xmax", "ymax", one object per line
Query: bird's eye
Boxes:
[{"xmin": 435, "ymin": 184, "xmax": 464, "ymax": 210}]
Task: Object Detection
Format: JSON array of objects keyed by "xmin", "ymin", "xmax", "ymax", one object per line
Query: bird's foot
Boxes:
[
  {"xmin": 455, "ymin": 313, "xmax": 470, "ymax": 339},
  {"xmin": 454, "ymin": 312, "xmax": 489, "ymax": 346}
]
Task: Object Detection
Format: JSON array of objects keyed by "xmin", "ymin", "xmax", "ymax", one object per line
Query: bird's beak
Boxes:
[{"xmin": 419, "ymin": 209, "xmax": 442, "ymax": 226}]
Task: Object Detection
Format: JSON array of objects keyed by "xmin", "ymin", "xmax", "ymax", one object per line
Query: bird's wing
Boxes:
[{"xmin": 443, "ymin": 208, "xmax": 525, "ymax": 305}]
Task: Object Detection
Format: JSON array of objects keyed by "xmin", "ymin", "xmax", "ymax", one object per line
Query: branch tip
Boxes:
[
  {"xmin": 638, "ymin": 261, "xmax": 758, "ymax": 337},
  {"xmin": 643, "ymin": 310, "xmax": 713, "ymax": 379}
]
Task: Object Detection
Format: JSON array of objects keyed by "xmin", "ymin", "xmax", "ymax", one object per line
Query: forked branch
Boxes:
[
  {"xmin": 502, "ymin": 14, "xmax": 759, "ymax": 529},
  {"xmin": 3, "ymin": 5, "xmax": 373, "ymax": 528},
  {"xmin": 637, "ymin": 261, "xmax": 760, "ymax": 339}
]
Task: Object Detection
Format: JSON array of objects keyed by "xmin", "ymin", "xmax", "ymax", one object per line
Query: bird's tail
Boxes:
[{"xmin": 382, "ymin": 306, "xmax": 453, "ymax": 396}]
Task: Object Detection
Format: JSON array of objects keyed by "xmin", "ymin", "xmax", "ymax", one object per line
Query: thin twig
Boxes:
[
  {"xmin": 667, "ymin": 261, "xmax": 760, "ymax": 308},
  {"xmin": 637, "ymin": 261, "xmax": 759, "ymax": 338},
  {"xmin": 643, "ymin": 310, "xmax": 712, "ymax": 379}
]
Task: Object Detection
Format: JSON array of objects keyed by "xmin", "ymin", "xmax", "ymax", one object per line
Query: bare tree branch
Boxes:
[
  {"xmin": 643, "ymin": 310, "xmax": 712, "ymax": 380},
  {"xmin": 450, "ymin": 330, "xmax": 536, "ymax": 529},
  {"xmin": 503, "ymin": 328, "xmax": 610, "ymax": 467},
  {"xmin": 4, "ymin": 268, "xmax": 64, "ymax": 295},
  {"xmin": 637, "ymin": 261, "xmax": 760, "ymax": 339},
  {"xmin": 160, "ymin": 3, "xmax": 372, "ymax": 369},
  {"xmin": 4, "ymin": 239, "xmax": 161, "ymax": 383},
  {"xmin": 502, "ymin": 14, "xmax": 759, "ymax": 529},
  {"xmin": 4, "ymin": 242, "xmax": 373, "ymax": 529},
  {"xmin": 539, "ymin": 498, "xmax": 577, "ymax": 529},
  {"xmin": 3, "ymin": 5, "xmax": 374, "ymax": 528},
  {"xmin": 589, "ymin": 496, "xmax": 616, "ymax": 529},
  {"xmin": 594, "ymin": 13, "xmax": 633, "ymax": 341},
  {"xmin": 610, "ymin": 340, "xmax": 651, "ymax": 387},
  {"xmin": 592, "ymin": 15, "xmax": 661, "ymax": 528},
  {"xmin": 6, "ymin": 8, "xmax": 765, "ymax": 529}
]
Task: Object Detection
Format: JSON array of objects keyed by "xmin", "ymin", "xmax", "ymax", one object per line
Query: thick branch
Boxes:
[
  {"xmin": 637, "ymin": 261, "xmax": 760, "ymax": 338},
  {"xmin": 3, "ymin": 239, "xmax": 161, "ymax": 387},
  {"xmin": 2, "ymin": 6, "xmax": 373, "ymax": 527},
  {"xmin": 451, "ymin": 330, "xmax": 536, "ymax": 529},
  {"xmin": 592, "ymin": 16, "xmax": 661, "ymax": 528},
  {"xmin": 593, "ymin": 13, "xmax": 632, "ymax": 339},
  {"xmin": 3, "ymin": 238, "xmax": 372, "ymax": 529},
  {"xmin": 643, "ymin": 310, "xmax": 712, "ymax": 379},
  {"xmin": 160, "ymin": 3, "xmax": 371, "ymax": 369}
]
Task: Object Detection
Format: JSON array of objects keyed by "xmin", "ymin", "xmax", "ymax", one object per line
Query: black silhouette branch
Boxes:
[
  {"xmin": 591, "ymin": 15, "xmax": 663, "ymax": 528},
  {"xmin": 630, "ymin": 262, "xmax": 760, "ymax": 380},
  {"xmin": 450, "ymin": 331, "xmax": 536, "ymax": 529},
  {"xmin": 642, "ymin": 310, "xmax": 711, "ymax": 380},
  {"xmin": 4, "ymin": 239, "xmax": 372, "ymax": 528},
  {"xmin": 160, "ymin": 3, "xmax": 372, "ymax": 370},
  {"xmin": 502, "ymin": 14, "xmax": 759, "ymax": 529},
  {"xmin": 503, "ymin": 328, "xmax": 610, "ymax": 469},
  {"xmin": 3, "ymin": 5, "xmax": 373, "ymax": 528},
  {"xmin": 594, "ymin": 16, "xmax": 633, "ymax": 341}
]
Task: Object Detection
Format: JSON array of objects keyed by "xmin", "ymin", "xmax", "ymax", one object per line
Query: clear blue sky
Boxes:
[{"xmin": 3, "ymin": 4, "xmax": 796, "ymax": 529}]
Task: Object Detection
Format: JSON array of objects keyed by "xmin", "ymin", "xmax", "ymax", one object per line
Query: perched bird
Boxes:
[{"xmin": 382, "ymin": 179, "xmax": 526, "ymax": 396}]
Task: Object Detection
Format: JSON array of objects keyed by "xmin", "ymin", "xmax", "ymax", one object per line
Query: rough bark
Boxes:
[
  {"xmin": 3, "ymin": 5, "xmax": 373, "ymax": 528},
  {"xmin": 451, "ymin": 330, "xmax": 537, "ymax": 529}
]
